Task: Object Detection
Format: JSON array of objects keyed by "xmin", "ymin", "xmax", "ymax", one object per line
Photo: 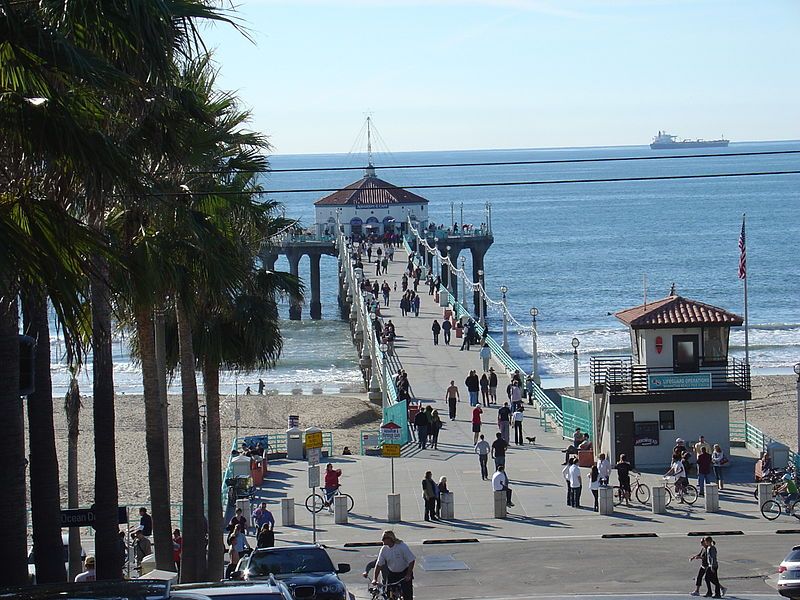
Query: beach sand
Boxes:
[
  {"xmin": 49, "ymin": 391, "xmax": 381, "ymax": 506},
  {"xmin": 45, "ymin": 374, "xmax": 794, "ymax": 507}
]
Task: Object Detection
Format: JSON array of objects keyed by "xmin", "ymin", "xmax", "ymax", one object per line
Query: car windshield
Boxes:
[{"xmin": 248, "ymin": 548, "xmax": 335, "ymax": 577}]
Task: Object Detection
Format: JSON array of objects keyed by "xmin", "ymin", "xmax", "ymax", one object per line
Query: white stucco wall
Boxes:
[
  {"xmin": 637, "ymin": 327, "xmax": 703, "ymax": 368},
  {"xmin": 609, "ymin": 400, "xmax": 730, "ymax": 469},
  {"xmin": 315, "ymin": 204, "xmax": 427, "ymax": 236}
]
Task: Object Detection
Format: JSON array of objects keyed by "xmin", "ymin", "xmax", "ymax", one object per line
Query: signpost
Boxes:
[
  {"xmin": 306, "ymin": 428, "xmax": 324, "ymax": 543},
  {"xmin": 381, "ymin": 422, "xmax": 402, "ymax": 493},
  {"xmin": 61, "ymin": 506, "xmax": 128, "ymax": 528},
  {"xmin": 308, "ymin": 463, "xmax": 320, "ymax": 543}
]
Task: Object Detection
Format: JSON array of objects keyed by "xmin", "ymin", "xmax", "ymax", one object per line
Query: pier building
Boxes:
[{"xmin": 590, "ymin": 293, "xmax": 751, "ymax": 468}]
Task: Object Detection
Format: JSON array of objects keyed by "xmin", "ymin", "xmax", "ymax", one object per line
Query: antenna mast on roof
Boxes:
[
  {"xmin": 643, "ymin": 274, "xmax": 647, "ymax": 310},
  {"xmin": 366, "ymin": 116, "xmax": 373, "ymax": 167}
]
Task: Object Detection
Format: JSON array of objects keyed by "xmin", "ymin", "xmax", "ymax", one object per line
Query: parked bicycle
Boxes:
[
  {"xmin": 305, "ymin": 486, "xmax": 355, "ymax": 513},
  {"xmin": 369, "ymin": 581, "xmax": 405, "ymax": 600},
  {"xmin": 613, "ymin": 474, "xmax": 651, "ymax": 506},
  {"xmin": 663, "ymin": 476, "xmax": 698, "ymax": 506},
  {"xmin": 760, "ymin": 497, "xmax": 800, "ymax": 520}
]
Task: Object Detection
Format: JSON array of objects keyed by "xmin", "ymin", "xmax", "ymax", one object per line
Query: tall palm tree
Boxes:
[{"xmin": 64, "ymin": 376, "xmax": 83, "ymax": 581}]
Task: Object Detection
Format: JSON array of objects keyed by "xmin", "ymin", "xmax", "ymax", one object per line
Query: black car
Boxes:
[{"xmin": 234, "ymin": 545, "xmax": 350, "ymax": 600}]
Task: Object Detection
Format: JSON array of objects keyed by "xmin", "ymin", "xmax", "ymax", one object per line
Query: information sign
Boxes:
[
  {"xmin": 382, "ymin": 443, "xmax": 401, "ymax": 458},
  {"xmin": 380, "ymin": 422, "xmax": 402, "ymax": 443},
  {"xmin": 307, "ymin": 447, "xmax": 321, "ymax": 466},
  {"xmin": 308, "ymin": 465, "xmax": 320, "ymax": 489},
  {"xmin": 305, "ymin": 431, "xmax": 323, "ymax": 449}
]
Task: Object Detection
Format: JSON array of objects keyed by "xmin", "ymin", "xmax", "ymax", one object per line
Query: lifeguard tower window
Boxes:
[
  {"xmin": 673, "ymin": 335, "xmax": 699, "ymax": 373},
  {"xmin": 659, "ymin": 410, "xmax": 675, "ymax": 431},
  {"xmin": 702, "ymin": 328, "xmax": 728, "ymax": 366}
]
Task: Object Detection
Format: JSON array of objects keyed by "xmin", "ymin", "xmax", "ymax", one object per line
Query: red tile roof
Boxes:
[
  {"xmin": 314, "ymin": 175, "xmax": 429, "ymax": 207},
  {"xmin": 614, "ymin": 295, "xmax": 744, "ymax": 329}
]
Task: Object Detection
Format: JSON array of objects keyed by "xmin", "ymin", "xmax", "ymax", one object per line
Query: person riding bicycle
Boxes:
[
  {"xmin": 666, "ymin": 453, "xmax": 689, "ymax": 502},
  {"xmin": 324, "ymin": 463, "xmax": 342, "ymax": 513},
  {"xmin": 372, "ymin": 530, "xmax": 416, "ymax": 600},
  {"xmin": 777, "ymin": 472, "xmax": 799, "ymax": 507}
]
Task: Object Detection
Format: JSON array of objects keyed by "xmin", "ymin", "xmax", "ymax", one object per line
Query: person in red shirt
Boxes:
[
  {"xmin": 172, "ymin": 528, "xmax": 183, "ymax": 574},
  {"xmin": 696, "ymin": 446, "xmax": 713, "ymax": 497},
  {"xmin": 324, "ymin": 463, "xmax": 342, "ymax": 512},
  {"xmin": 472, "ymin": 405, "xmax": 483, "ymax": 444}
]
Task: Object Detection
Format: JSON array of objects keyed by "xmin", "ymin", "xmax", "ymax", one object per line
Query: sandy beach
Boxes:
[
  {"xmin": 45, "ymin": 374, "xmax": 795, "ymax": 507},
  {"xmin": 49, "ymin": 391, "xmax": 381, "ymax": 506}
]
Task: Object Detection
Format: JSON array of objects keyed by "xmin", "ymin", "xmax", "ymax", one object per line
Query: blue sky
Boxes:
[{"xmin": 204, "ymin": 0, "xmax": 800, "ymax": 154}]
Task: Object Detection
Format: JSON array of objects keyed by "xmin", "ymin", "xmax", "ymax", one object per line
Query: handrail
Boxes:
[{"xmin": 731, "ymin": 420, "xmax": 800, "ymax": 470}]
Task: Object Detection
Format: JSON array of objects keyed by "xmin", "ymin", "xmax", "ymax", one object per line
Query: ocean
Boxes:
[{"xmin": 49, "ymin": 141, "xmax": 800, "ymax": 396}]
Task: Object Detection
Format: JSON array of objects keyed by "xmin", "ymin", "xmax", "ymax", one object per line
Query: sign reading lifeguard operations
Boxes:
[
  {"xmin": 305, "ymin": 430, "xmax": 323, "ymax": 449},
  {"xmin": 647, "ymin": 373, "xmax": 712, "ymax": 391},
  {"xmin": 382, "ymin": 444, "xmax": 401, "ymax": 458}
]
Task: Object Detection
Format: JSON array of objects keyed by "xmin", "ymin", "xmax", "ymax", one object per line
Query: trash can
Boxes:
[
  {"xmin": 286, "ymin": 426, "xmax": 304, "ymax": 460},
  {"xmin": 768, "ymin": 441, "xmax": 790, "ymax": 470}
]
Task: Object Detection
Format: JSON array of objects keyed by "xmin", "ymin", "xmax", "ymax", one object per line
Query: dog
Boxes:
[{"xmin": 525, "ymin": 436, "xmax": 536, "ymax": 444}]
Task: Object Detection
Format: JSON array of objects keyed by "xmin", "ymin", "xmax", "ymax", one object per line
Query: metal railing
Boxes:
[{"xmin": 731, "ymin": 421, "xmax": 800, "ymax": 470}]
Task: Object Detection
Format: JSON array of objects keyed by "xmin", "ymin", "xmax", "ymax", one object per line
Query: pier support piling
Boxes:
[
  {"xmin": 310, "ymin": 254, "xmax": 322, "ymax": 320},
  {"xmin": 288, "ymin": 252, "xmax": 302, "ymax": 320}
]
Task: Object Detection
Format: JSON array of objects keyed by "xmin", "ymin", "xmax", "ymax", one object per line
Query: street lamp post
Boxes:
[
  {"xmin": 500, "ymin": 286, "xmax": 509, "ymax": 353},
  {"xmin": 380, "ymin": 342, "xmax": 389, "ymax": 409},
  {"xmin": 530, "ymin": 308, "xmax": 540, "ymax": 385},
  {"xmin": 572, "ymin": 337, "xmax": 580, "ymax": 399},
  {"xmin": 199, "ymin": 404, "xmax": 208, "ymax": 520},
  {"xmin": 460, "ymin": 256, "xmax": 466, "ymax": 306},
  {"xmin": 478, "ymin": 269, "xmax": 485, "ymax": 326},
  {"xmin": 460, "ymin": 203, "xmax": 464, "ymax": 235},
  {"xmin": 445, "ymin": 246, "xmax": 452, "ymax": 296},
  {"xmin": 794, "ymin": 362, "xmax": 800, "ymax": 458},
  {"xmin": 234, "ymin": 371, "xmax": 240, "ymax": 442}
]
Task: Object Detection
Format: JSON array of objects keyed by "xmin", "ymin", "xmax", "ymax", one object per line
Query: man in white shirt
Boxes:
[
  {"xmin": 491, "ymin": 465, "xmax": 514, "ymax": 507},
  {"xmin": 596, "ymin": 452, "xmax": 612, "ymax": 486},
  {"xmin": 74, "ymin": 556, "xmax": 96, "ymax": 582},
  {"xmin": 474, "ymin": 434, "xmax": 491, "ymax": 480},
  {"xmin": 666, "ymin": 455, "xmax": 689, "ymax": 502},
  {"xmin": 373, "ymin": 530, "xmax": 416, "ymax": 600},
  {"xmin": 562, "ymin": 458, "xmax": 583, "ymax": 508}
]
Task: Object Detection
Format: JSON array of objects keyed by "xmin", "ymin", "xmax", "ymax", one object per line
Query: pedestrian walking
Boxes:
[
  {"xmin": 497, "ymin": 401, "xmax": 511, "ymax": 443},
  {"xmin": 414, "ymin": 409, "xmax": 429, "ymax": 449},
  {"xmin": 509, "ymin": 380, "xmax": 523, "ymax": 411},
  {"xmin": 589, "ymin": 465, "xmax": 600, "ymax": 511},
  {"xmin": 430, "ymin": 410, "xmax": 442, "ymax": 449},
  {"xmin": 562, "ymin": 457, "xmax": 582, "ymax": 508},
  {"xmin": 412, "ymin": 294, "xmax": 420, "ymax": 317},
  {"xmin": 689, "ymin": 538, "xmax": 708, "ymax": 596},
  {"xmin": 488, "ymin": 368, "xmax": 498, "ymax": 403},
  {"xmin": 479, "ymin": 372, "xmax": 490, "ymax": 406},
  {"xmin": 459, "ymin": 319, "xmax": 472, "ymax": 351},
  {"xmin": 471, "ymin": 405, "xmax": 483, "ymax": 444},
  {"xmin": 512, "ymin": 405, "xmax": 524, "ymax": 445},
  {"xmin": 422, "ymin": 471, "xmax": 438, "ymax": 521},
  {"xmin": 475, "ymin": 434, "xmax": 490, "ymax": 480},
  {"xmin": 465, "ymin": 370, "xmax": 480, "ymax": 406},
  {"xmin": 442, "ymin": 318, "xmax": 452, "ymax": 345},
  {"xmin": 491, "ymin": 432, "xmax": 508, "ymax": 469},
  {"xmin": 258, "ymin": 379, "xmax": 265, "ymax": 394},
  {"xmin": 479, "ymin": 343, "xmax": 491, "ymax": 372},
  {"xmin": 704, "ymin": 537, "xmax": 725, "ymax": 598},
  {"xmin": 711, "ymin": 444, "xmax": 727, "ymax": 490},
  {"xmin": 431, "ymin": 319, "xmax": 441, "ymax": 345},
  {"xmin": 597, "ymin": 453, "xmax": 612, "ymax": 486},
  {"xmin": 446, "ymin": 380, "xmax": 459, "ymax": 420}
]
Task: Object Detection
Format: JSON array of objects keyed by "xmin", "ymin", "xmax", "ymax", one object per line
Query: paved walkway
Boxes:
[{"xmin": 250, "ymin": 244, "xmax": 776, "ymax": 549}]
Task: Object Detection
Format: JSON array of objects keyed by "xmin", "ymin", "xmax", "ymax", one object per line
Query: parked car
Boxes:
[
  {"xmin": 233, "ymin": 545, "xmax": 351, "ymax": 600},
  {"xmin": 174, "ymin": 579, "xmax": 294, "ymax": 600},
  {"xmin": 779, "ymin": 545, "xmax": 800, "ymax": 598},
  {"xmin": 27, "ymin": 533, "xmax": 86, "ymax": 583},
  {"xmin": 0, "ymin": 579, "xmax": 208, "ymax": 600}
]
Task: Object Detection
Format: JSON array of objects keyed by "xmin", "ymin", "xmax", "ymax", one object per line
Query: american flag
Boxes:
[{"xmin": 738, "ymin": 216, "xmax": 747, "ymax": 280}]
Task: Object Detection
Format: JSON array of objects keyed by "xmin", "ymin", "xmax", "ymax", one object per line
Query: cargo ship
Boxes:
[{"xmin": 650, "ymin": 131, "xmax": 729, "ymax": 149}]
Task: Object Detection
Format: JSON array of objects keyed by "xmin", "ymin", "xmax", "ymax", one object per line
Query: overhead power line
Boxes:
[
  {"xmin": 147, "ymin": 169, "xmax": 800, "ymax": 197},
  {"xmin": 189, "ymin": 149, "xmax": 800, "ymax": 175}
]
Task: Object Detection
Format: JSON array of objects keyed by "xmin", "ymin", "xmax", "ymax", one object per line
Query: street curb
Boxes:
[
  {"xmin": 343, "ymin": 541, "xmax": 383, "ymax": 548},
  {"xmin": 422, "ymin": 538, "xmax": 480, "ymax": 545},
  {"xmin": 601, "ymin": 533, "xmax": 658, "ymax": 539},
  {"xmin": 687, "ymin": 531, "xmax": 744, "ymax": 536}
]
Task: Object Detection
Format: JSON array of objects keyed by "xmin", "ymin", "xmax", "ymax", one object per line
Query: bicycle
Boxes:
[
  {"xmin": 613, "ymin": 474, "xmax": 651, "ymax": 506},
  {"xmin": 305, "ymin": 486, "xmax": 355, "ymax": 513},
  {"xmin": 369, "ymin": 581, "xmax": 405, "ymax": 600},
  {"xmin": 663, "ymin": 476, "xmax": 698, "ymax": 506},
  {"xmin": 760, "ymin": 496, "xmax": 800, "ymax": 521}
]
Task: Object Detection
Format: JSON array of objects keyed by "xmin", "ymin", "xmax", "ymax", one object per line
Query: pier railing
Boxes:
[{"xmin": 731, "ymin": 421, "xmax": 800, "ymax": 471}]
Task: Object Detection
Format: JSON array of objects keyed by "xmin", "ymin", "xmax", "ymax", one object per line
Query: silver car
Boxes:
[{"xmin": 779, "ymin": 545, "xmax": 800, "ymax": 599}]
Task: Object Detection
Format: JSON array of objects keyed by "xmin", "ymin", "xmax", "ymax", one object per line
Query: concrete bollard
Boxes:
[
  {"xmin": 705, "ymin": 483, "xmax": 720, "ymax": 512},
  {"xmin": 493, "ymin": 490, "xmax": 507, "ymax": 518},
  {"xmin": 651, "ymin": 486, "xmax": 667, "ymax": 514},
  {"xmin": 280, "ymin": 498, "xmax": 295, "ymax": 526},
  {"xmin": 440, "ymin": 492, "xmax": 454, "ymax": 519},
  {"xmin": 334, "ymin": 495, "xmax": 348, "ymax": 524},
  {"xmin": 757, "ymin": 482, "xmax": 773, "ymax": 507},
  {"xmin": 388, "ymin": 493, "xmax": 401, "ymax": 523},
  {"xmin": 598, "ymin": 486, "xmax": 614, "ymax": 515}
]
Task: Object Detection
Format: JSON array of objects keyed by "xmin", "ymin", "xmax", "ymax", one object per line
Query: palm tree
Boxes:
[{"xmin": 64, "ymin": 375, "xmax": 83, "ymax": 581}]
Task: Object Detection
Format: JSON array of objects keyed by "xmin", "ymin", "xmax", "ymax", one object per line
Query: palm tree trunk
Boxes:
[
  {"xmin": 202, "ymin": 360, "xmax": 224, "ymax": 580},
  {"xmin": 22, "ymin": 288, "xmax": 66, "ymax": 583},
  {"xmin": 135, "ymin": 308, "xmax": 173, "ymax": 572},
  {"xmin": 90, "ymin": 259, "xmax": 122, "ymax": 580},
  {"xmin": 64, "ymin": 377, "xmax": 83, "ymax": 581},
  {"xmin": 176, "ymin": 297, "xmax": 206, "ymax": 582},
  {"xmin": 0, "ymin": 296, "xmax": 29, "ymax": 586}
]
